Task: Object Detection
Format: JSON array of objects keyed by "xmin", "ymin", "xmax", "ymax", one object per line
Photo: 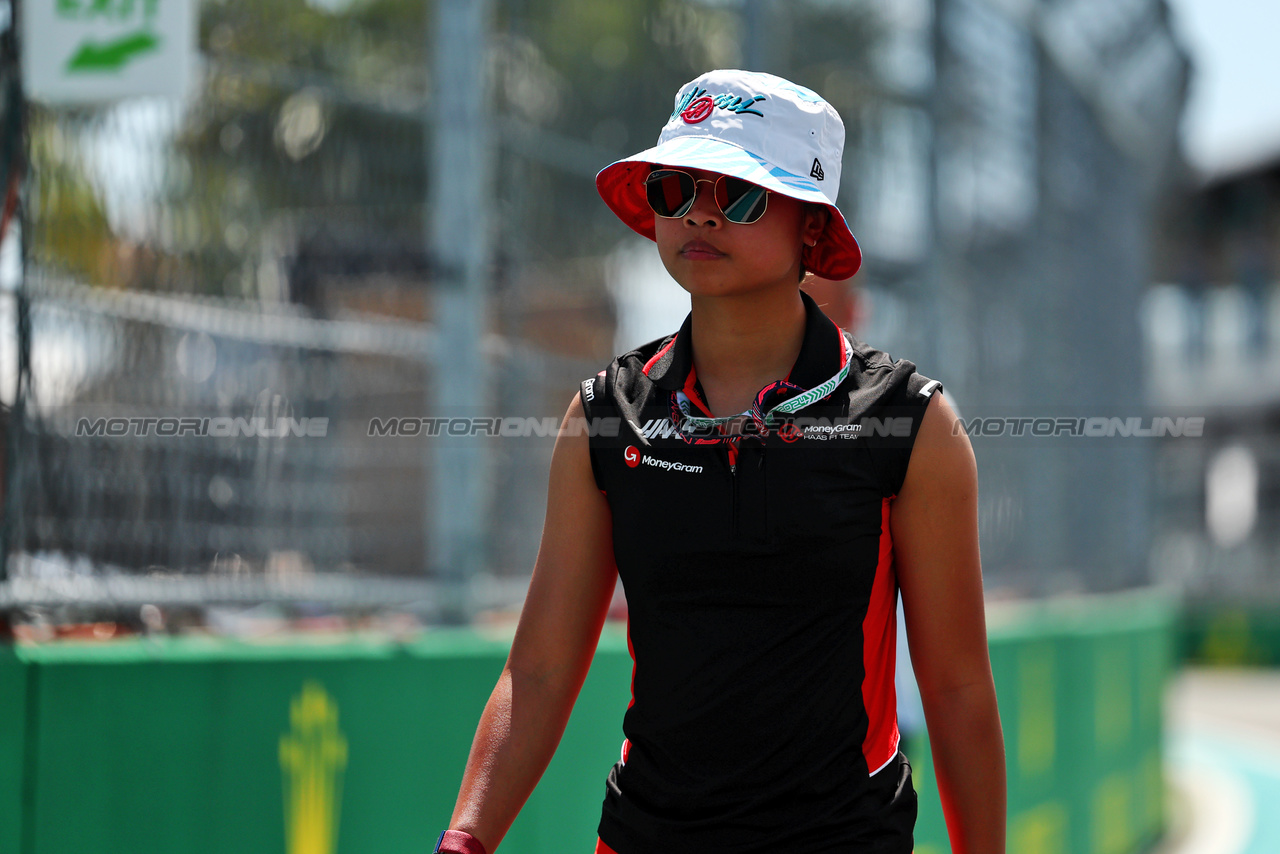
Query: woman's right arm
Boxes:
[{"xmin": 444, "ymin": 391, "xmax": 619, "ymax": 852}]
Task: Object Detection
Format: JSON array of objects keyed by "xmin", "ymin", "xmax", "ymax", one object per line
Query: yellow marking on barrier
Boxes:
[
  {"xmin": 1139, "ymin": 747, "xmax": 1163, "ymax": 837},
  {"xmin": 1009, "ymin": 800, "xmax": 1068, "ymax": 854},
  {"xmin": 1094, "ymin": 646, "xmax": 1131, "ymax": 750},
  {"xmin": 1201, "ymin": 609, "xmax": 1259, "ymax": 665},
  {"xmin": 1091, "ymin": 771, "xmax": 1133, "ymax": 854},
  {"xmin": 280, "ymin": 681, "xmax": 348, "ymax": 854},
  {"xmin": 1135, "ymin": 639, "xmax": 1165, "ymax": 730},
  {"xmin": 1017, "ymin": 644, "xmax": 1056, "ymax": 777}
]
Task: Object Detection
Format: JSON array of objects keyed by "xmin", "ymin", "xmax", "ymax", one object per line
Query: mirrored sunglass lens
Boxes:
[
  {"xmin": 646, "ymin": 171, "xmax": 695, "ymax": 217},
  {"xmin": 716, "ymin": 177, "xmax": 768, "ymax": 223}
]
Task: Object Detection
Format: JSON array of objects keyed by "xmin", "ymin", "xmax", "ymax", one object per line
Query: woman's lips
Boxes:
[{"xmin": 680, "ymin": 239, "xmax": 726, "ymax": 260}]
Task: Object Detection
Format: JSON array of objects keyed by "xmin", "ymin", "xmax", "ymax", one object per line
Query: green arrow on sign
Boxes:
[{"xmin": 65, "ymin": 30, "xmax": 161, "ymax": 73}]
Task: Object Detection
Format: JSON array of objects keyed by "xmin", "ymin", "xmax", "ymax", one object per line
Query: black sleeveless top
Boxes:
[{"xmin": 579, "ymin": 291, "xmax": 941, "ymax": 854}]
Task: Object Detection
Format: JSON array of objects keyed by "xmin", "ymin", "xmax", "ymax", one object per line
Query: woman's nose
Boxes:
[{"xmin": 684, "ymin": 179, "xmax": 722, "ymax": 227}]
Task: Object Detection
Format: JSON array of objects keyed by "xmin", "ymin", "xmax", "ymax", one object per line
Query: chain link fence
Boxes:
[{"xmin": 3, "ymin": 0, "xmax": 1193, "ymax": 627}]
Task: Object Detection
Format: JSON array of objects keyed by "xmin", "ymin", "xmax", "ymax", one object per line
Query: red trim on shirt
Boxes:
[
  {"xmin": 626, "ymin": 610, "xmax": 637, "ymax": 712},
  {"xmin": 642, "ymin": 335, "xmax": 678, "ymax": 377},
  {"xmin": 862, "ymin": 496, "xmax": 901, "ymax": 775},
  {"xmin": 680, "ymin": 365, "xmax": 715, "ymax": 418},
  {"xmin": 619, "ymin": 611, "xmax": 636, "ymax": 768}
]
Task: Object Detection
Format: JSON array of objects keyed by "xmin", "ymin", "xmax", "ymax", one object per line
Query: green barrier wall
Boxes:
[
  {"xmin": 1, "ymin": 629, "xmax": 634, "ymax": 854},
  {"xmin": 1179, "ymin": 606, "xmax": 1280, "ymax": 666},
  {"xmin": 0, "ymin": 591, "xmax": 1175, "ymax": 854},
  {"xmin": 0, "ymin": 645, "xmax": 27, "ymax": 854},
  {"xmin": 911, "ymin": 592, "xmax": 1175, "ymax": 854}
]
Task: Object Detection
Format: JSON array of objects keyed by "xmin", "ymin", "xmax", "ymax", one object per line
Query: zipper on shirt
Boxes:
[
  {"xmin": 758, "ymin": 441, "xmax": 767, "ymax": 541},
  {"xmin": 726, "ymin": 438, "xmax": 740, "ymax": 537}
]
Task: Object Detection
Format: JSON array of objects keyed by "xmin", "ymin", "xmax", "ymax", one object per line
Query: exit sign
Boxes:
[{"xmin": 24, "ymin": 0, "xmax": 196, "ymax": 104}]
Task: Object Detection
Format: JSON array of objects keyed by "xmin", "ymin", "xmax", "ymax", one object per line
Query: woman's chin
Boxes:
[{"xmin": 676, "ymin": 275, "xmax": 796, "ymax": 301}]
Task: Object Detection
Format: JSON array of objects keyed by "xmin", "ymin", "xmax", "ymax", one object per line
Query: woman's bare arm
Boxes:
[
  {"xmin": 892, "ymin": 390, "xmax": 1006, "ymax": 854},
  {"xmin": 447, "ymin": 392, "xmax": 619, "ymax": 852}
]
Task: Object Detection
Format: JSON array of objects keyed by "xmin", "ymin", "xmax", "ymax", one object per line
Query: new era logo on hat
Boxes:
[{"xmin": 595, "ymin": 69, "xmax": 862, "ymax": 280}]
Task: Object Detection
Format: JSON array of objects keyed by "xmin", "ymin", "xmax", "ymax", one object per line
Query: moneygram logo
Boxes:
[
  {"xmin": 777, "ymin": 423, "xmax": 803, "ymax": 443},
  {"xmin": 802, "ymin": 422, "xmax": 863, "ymax": 440},
  {"xmin": 623, "ymin": 445, "xmax": 703, "ymax": 474}
]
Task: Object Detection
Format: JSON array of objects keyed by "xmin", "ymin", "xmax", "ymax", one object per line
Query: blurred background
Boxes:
[{"xmin": 1, "ymin": 0, "xmax": 1278, "ymax": 853}]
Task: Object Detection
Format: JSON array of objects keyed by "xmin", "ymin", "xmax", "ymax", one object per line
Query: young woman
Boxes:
[{"xmin": 434, "ymin": 70, "xmax": 1006, "ymax": 854}]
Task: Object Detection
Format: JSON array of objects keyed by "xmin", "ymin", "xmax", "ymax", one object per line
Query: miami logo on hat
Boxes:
[{"xmin": 672, "ymin": 86, "xmax": 767, "ymax": 124}]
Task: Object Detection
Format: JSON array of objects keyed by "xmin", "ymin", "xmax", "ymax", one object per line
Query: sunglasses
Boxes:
[{"xmin": 644, "ymin": 169, "xmax": 770, "ymax": 224}]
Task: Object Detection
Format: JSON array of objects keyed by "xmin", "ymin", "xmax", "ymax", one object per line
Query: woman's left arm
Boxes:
[{"xmin": 890, "ymin": 390, "xmax": 1006, "ymax": 854}]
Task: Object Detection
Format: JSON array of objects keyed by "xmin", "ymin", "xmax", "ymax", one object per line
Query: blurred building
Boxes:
[
  {"xmin": 1145, "ymin": 148, "xmax": 1280, "ymax": 604},
  {"xmin": 846, "ymin": 0, "xmax": 1189, "ymax": 596}
]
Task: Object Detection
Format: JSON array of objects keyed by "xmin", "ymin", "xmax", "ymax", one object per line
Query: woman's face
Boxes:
[{"xmin": 651, "ymin": 166, "xmax": 826, "ymax": 299}]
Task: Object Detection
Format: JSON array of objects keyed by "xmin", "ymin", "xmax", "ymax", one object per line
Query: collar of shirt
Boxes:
[{"xmin": 641, "ymin": 289, "xmax": 850, "ymax": 408}]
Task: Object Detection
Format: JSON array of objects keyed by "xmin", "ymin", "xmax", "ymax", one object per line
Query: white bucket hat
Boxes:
[{"xmin": 595, "ymin": 69, "xmax": 862, "ymax": 280}]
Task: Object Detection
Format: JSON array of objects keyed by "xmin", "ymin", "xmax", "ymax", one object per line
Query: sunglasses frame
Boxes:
[{"xmin": 644, "ymin": 168, "xmax": 771, "ymax": 225}]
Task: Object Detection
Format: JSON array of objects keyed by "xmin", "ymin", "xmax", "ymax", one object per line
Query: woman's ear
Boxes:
[{"xmin": 803, "ymin": 203, "xmax": 830, "ymax": 246}]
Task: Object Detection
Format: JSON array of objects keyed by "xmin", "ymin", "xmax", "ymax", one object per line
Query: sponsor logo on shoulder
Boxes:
[
  {"xmin": 623, "ymin": 445, "xmax": 704, "ymax": 474},
  {"xmin": 581, "ymin": 378, "xmax": 595, "ymax": 403}
]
